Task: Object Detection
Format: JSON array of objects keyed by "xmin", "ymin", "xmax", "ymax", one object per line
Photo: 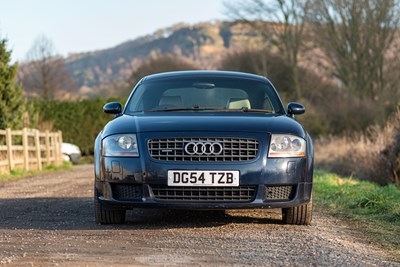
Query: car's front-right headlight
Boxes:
[
  {"xmin": 268, "ymin": 134, "xmax": 306, "ymax": 158},
  {"xmin": 102, "ymin": 134, "xmax": 139, "ymax": 157}
]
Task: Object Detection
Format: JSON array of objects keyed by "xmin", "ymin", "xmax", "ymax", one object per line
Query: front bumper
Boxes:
[
  {"xmin": 96, "ymin": 156, "xmax": 312, "ymax": 210},
  {"xmin": 96, "ymin": 182, "xmax": 312, "ymax": 210}
]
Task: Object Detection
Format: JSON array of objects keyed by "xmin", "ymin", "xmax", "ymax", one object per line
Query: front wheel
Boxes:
[
  {"xmin": 94, "ymin": 188, "xmax": 126, "ymax": 224},
  {"xmin": 282, "ymin": 195, "xmax": 313, "ymax": 225}
]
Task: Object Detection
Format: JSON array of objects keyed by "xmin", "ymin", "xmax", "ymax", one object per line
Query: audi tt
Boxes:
[{"xmin": 94, "ymin": 71, "xmax": 314, "ymax": 225}]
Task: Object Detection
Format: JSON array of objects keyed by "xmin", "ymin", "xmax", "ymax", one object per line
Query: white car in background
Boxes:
[{"xmin": 62, "ymin": 143, "xmax": 81, "ymax": 164}]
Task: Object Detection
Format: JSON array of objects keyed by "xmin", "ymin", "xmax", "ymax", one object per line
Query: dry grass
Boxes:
[{"xmin": 315, "ymin": 107, "xmax": 400, "ymax": 186}]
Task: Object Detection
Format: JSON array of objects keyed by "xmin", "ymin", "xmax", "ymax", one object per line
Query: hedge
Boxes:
[{"xmin": 32, "ymin": 98, "xmax": 123, "ymax": 155}]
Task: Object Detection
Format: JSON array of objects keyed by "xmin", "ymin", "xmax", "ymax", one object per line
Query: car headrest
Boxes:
[
  {"xmin": 159, "ymin": 96, "xmax": 182, "ymax": 107},
  {"xmin": 227, "ymin": 98, "xmax": 251, "ymax": 109}
]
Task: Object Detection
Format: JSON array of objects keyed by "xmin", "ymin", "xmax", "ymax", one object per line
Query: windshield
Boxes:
[{"xmin": 124, "ymin": 76, "xmax": 285, "ymax": 114}]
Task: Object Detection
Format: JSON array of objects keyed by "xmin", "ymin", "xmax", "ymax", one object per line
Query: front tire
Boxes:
[
  {"xmin": 282, "ymin": 195, "xmax": 313, "ymax": 225},
  {"xmin": 94, "ymin": 188, "xmax": 126, "ymax": 224}
]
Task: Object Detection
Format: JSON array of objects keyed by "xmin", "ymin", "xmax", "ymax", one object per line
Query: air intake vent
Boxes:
[
  {"xmin": 151, "ymin": 185, "xmax": 257, "ymax": 202},
  {"xmin": 111, "ymin": 184, "xmax": 142, "ymax": 201},
  {"xmin": 265, "ymin": 185, "xmax": 296, "ymax": 200}
]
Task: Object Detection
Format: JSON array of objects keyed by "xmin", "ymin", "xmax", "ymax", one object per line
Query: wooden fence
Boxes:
[{"xmin": 0, "ymin": 128, "xmax": 63, "ymax": 174}]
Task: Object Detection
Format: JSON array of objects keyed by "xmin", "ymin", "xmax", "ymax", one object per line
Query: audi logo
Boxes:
[{"xmin": 184, "ymin": 142, "xmax": 223, "ymax": 155}]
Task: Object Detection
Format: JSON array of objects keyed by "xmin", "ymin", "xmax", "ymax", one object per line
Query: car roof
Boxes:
[{"xmin": 141, "ymin": 70, "xmax": 269, "ymax": 83}]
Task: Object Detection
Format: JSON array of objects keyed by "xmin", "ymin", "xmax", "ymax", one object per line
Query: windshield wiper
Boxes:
[
  {"xmin": 229, "ymin": 107, "xmax": 273, "ymax": 113},
  {"xmin": 145, "ymin": 106, "xmax": 227, "ymax": 112}
]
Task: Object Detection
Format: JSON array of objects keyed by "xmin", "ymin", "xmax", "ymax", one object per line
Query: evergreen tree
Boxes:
[{"xmin": 0, "ymin": 37, "xmax": 26, "ymax": 129}]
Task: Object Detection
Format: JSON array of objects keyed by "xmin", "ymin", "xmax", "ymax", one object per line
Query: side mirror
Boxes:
[
  {"xmin": 287, "ymin": 102, "xmax": 305, "ymax": 117},
  {"xmin": 103, "ymin": 102, "xmax": 122, "ymax": 114}
]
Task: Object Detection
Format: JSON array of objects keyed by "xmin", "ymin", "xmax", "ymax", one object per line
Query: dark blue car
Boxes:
[{"xmin": 94, "ymin": 71, "xmax": 314, "ymax": 225}]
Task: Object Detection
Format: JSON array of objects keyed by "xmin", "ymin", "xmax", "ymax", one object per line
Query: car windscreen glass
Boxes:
[{"xmin": 125, "ymin": 77, "xmax": 284, "ymax": 114}]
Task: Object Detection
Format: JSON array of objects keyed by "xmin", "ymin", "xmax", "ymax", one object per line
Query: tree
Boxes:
[
  {"xmin": 0, "ymin": 37, "xmax": 26, "ymax": 129},
  {"xmin": 219, "ymin": 49, "xmax": 294, "ymax": 96},
  {"xmin": 127, "ymin": 55, "xmax": 198, "ymax": 90},
  {"xmin": 224, "ymin": 0, "xmax": 310, "ymax": 100},
  {"xmin": 308, "ymin": 0, "xmax": 400, "ymax": 100},
  {"xmin": 21, "ymin": 35, "xmax": 76, "ymax": 100}
]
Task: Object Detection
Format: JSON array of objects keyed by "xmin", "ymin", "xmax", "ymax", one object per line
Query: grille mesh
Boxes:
[
  {"xmin": 151, "ymin": 185, "xmax": 257, "ymax": 202},
  {"xmin": 148, "ymin": 137, "xmax": 259, "ymax": 162},
  {"xmin": 111, "ymin": 184, "xmax": 142, "ymax": 201},
  {"xmin": 264, "ymin": 185, "xmax": 295, "ymax": 200}
]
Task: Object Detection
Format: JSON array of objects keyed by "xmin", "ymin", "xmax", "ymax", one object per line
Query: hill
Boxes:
[{"xmin": 42, "ymin": 21, "xmax": 262, "ymax": 98}]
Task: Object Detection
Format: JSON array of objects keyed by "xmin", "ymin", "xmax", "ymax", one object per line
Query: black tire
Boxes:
[
  {"xmin": 282, "ymin": 194, "xmax": 313, "ymax": 225},
  {"xmin": 94, "ymin": 188, "xmax": 126, "ymax": 224}
]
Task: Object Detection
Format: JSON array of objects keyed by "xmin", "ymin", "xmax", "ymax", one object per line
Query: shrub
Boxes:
[
  {"xmin": 31, "ymin": 98, "xmax": 123, "ymax": 155},
  {"xmin": 315, "ymin": 107, "xmax": 400, "ymax": 186}
]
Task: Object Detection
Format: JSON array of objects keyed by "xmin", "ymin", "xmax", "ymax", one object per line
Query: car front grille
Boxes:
[
  {"xmin": 111, "ymin": 184, "xmax": 142, "ymax": 201},
  {"xmin": 150, "ymin": 185, "xmax": 257, "ymax": 202},
  {"xmin": 147, "ymin": 137, "xmax": 259, "ymax": 162},
  {"xmin": 264, "ymin": 185, "xmax": 296, "ymax": 200}
]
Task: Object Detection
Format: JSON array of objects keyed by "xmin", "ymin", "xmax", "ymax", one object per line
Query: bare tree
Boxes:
[
  {"xmin": 224, "ymin": 0, "xmax": 310, "ymax": 100},
  {"xmin": 308, "ymin": 0, "xmax": 400, "ymax": 100},
  {"xmin": 21, "ymin": 35, "xmax": 76, "ymax": 99}
]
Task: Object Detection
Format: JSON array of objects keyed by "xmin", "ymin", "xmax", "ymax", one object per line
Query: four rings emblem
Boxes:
[{"xmin": 184, "ymin": 142, "xmax": 223, "ymax": 155}]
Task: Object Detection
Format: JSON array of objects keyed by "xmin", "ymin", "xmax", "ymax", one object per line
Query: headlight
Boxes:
[
  {"xmin": 268, "ymin": 134, "xmax": 306, "ymax": 158},
  {"xmin": 102, "ymin": 134, "xmax": 139, "ymax": 157}
]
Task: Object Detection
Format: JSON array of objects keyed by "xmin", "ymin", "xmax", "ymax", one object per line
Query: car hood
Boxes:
[{"xmin": 102, "ymin": 113, "xmax": 306, "ymax": 138}]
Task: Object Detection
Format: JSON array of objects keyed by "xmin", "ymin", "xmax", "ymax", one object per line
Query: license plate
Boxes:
[{"xmin": 168, "ymin": 170, "xmax": 239, "ymax": 187}]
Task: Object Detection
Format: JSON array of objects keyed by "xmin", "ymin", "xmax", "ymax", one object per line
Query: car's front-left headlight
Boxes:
[
  {"xmin": 102, "ymin": 134, "xmax": 139, "ymax": 157},
  {"xmin": 268, "ymin": 134, "xmax": 306, "ymax": 158}
]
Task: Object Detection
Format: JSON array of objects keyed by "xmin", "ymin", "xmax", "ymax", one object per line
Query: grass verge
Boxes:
[
  {"xmin": 0, "ymin": 161, "xmax": 73, "ymax": 182},
  {"xmin": 314, "ymin": 169, "xmax": 400, "ymax": 260}
]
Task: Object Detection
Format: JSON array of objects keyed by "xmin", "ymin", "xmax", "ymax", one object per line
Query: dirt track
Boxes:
[{"xmin": 0, "ymin": 165, "xmax": 398, "ymax": 266}]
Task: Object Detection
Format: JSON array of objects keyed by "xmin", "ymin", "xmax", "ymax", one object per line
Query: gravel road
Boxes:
[{"xmin": 0, "ymin": 165, "xmax": 398, "ymax": 266}]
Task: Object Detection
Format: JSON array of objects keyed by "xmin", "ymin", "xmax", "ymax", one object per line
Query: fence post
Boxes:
[
  {"xmin": 58, "ymin": 131, "xmax": 64, "ymax": 164},
  {"xmin": 35, "ymin": 129, "xmax": 42, "ymax": 170},
  {"xmin": 23, "ymin": 128, "xmax": 29, "ymax": 171},
  {"xmin": 45, "ymin": 130, "xmax": 50, "ymax": 165},
  {"xmin": 58, "ymin": 131, "xmax": 63, "ymax": 165},
  {"xmin": 49, "ymin": 132, "xmax": 54, "ymax": 165},
  {"xmin": 53, "ymin": 132, "xmax": 57, "ymax": 165},
  {"xmin": 5, "ymin": 128, "xmax": 14, "ymax": 171},
  {"xmin": 51, "ymin": 132, "xmax": 56, "ymax": 165}
]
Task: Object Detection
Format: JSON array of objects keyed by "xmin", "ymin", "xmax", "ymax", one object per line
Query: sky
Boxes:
[{"xmin": 0, "ymin": 0, "xmax": 226, "ymax": 62}]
